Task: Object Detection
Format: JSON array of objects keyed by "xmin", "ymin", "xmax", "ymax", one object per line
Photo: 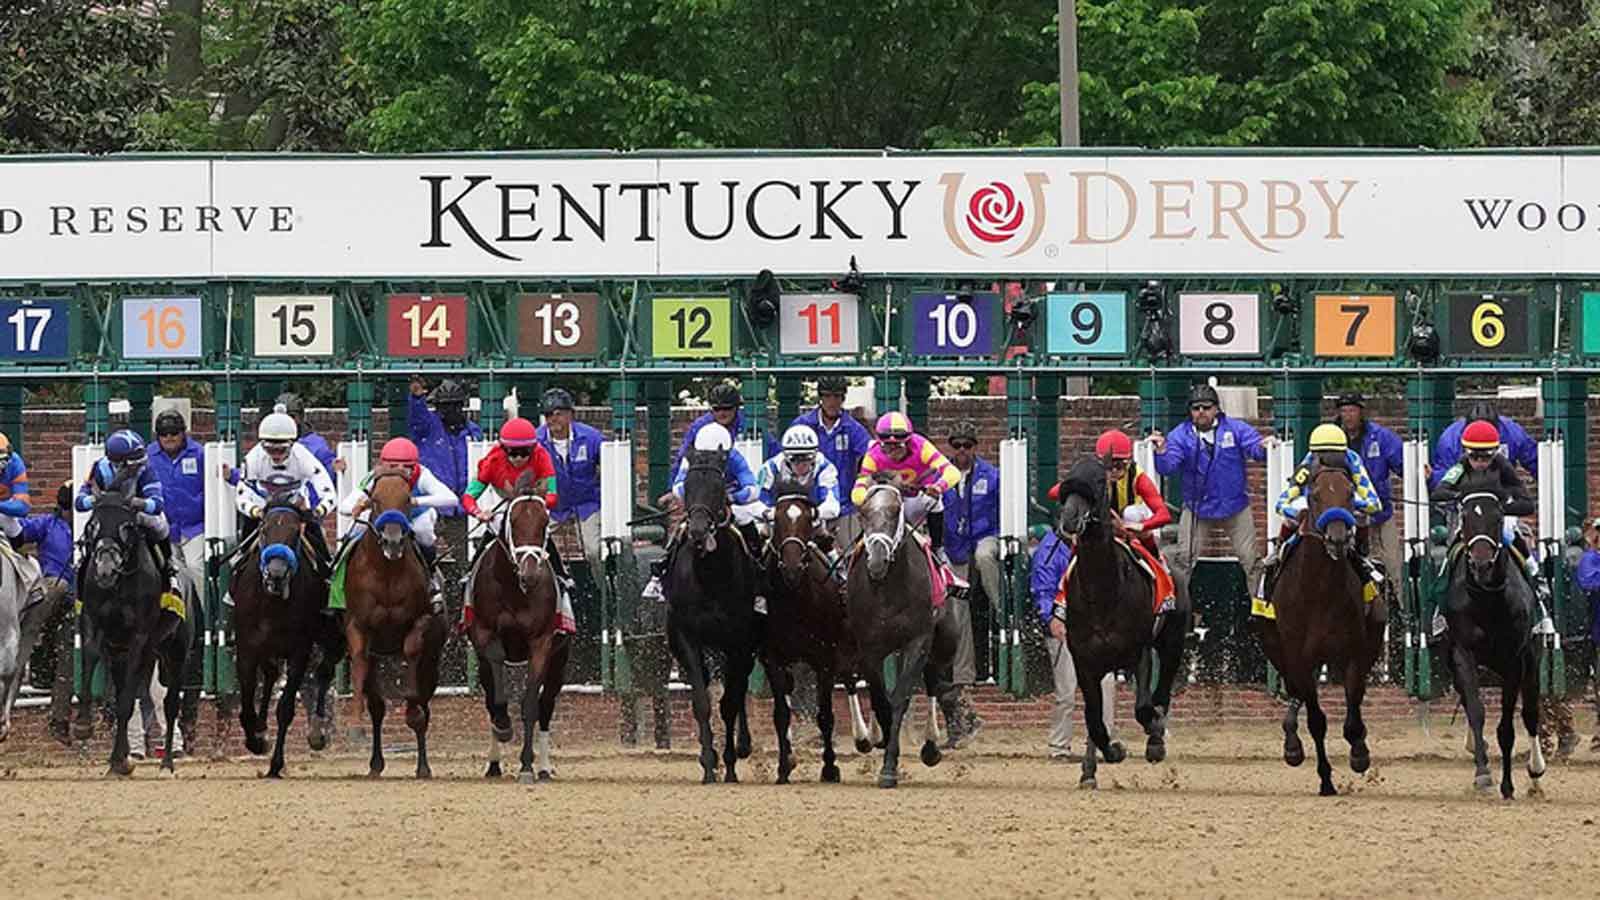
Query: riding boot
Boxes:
[
  {"xmin": 420, "ymin": 543, "xmax": 446, "ymax": 615},
  {"xmin": 733, "ymin": 522, "xmax": 769, "ymax": 615},
  {"xmin": 546, "ymin": 535, "xmax": 576, "ymax": 595},
  {"xmin": 643, "ymin": 536, "xmax": 674, "ymax": 602},
  {"xmin": 153, "ymin": 534, "xmax": 181, "ymax": 601}
]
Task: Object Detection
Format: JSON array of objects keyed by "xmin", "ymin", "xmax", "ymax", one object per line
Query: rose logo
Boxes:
[
  {"xmin": 939, "ymin": 172, "xmax": 1050, "ymax": 258},
  {"xmin": 966, "ymin": 182, "xmax": 1025, "ymax": 243}
]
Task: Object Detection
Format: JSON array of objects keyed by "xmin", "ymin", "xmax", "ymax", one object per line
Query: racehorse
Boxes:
[
  {"xmin": 666, "ymin": 449, "xmax": 761, "ymax": 784},
  {"xmin": 1254, "ymin": 452, "xmax": 1384, "ymax": 796},
  {"xmin": 75, "ymin": 490, "xmax": 198, "ymax": 776},
  {"xmin": 761, "ymin": 481, "xmax": 865, "ymax": 784},
  {"xmin": 343, "ymin": 468, "xmax": 447, "ymax": 779},
  {"xmin": 846, "ymin": 479, "xmax": 958, "ymax": 789},
  {"xmin": 231, "ymin": 477, "xmax": 343, "ymax": 778},
  {"xmin": 1439, "ymin": 470, "xmax": 1544, "ymax": 798},
  {"xmin": 466, "ymin": 470, "xmax": 572, "ymax": 783},
  {"xmin": 0, "ymin": 547, "xmax": 43, "ymax": 743},
  {"xmin": 1054, "ymin": 456, "xmax": 1184, "ymax": 790}
]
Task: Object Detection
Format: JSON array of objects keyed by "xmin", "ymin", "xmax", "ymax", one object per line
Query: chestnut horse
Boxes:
[
  {"xmin": 344, "ymin": 468, "xmax": 447, "ymax": 778},
  {"xmin": 466, "ymin": 470, "xmax": 571, "ymax": 783}
]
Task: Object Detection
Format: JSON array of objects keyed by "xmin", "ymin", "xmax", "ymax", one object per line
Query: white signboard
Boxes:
[
  {"xmin": 4, "ymin": 153, "xmax": 1600, "ymax": 278},
  {"xmin": 253, "ymin": 294, "xmax": 334, "ymax": 357},
  {"xmin": 778, "ymin": 293, "xmax": 859, "ymax": 354},
  {"xmin": 1178, "ymin": 293, "xmax": 1260, "ymax": 356}
]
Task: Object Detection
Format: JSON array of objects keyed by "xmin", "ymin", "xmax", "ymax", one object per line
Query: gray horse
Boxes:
[{"xmin": 0, "ymin": 550, "xmax": 46, "ymax": 743}]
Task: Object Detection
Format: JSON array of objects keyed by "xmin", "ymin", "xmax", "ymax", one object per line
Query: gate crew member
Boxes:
[
  {"xmin": 942, "ymin": 420, "xmax": 999, "ymax": 743},
  {"xmin": 1151, "ymin": 383, "xmax": 1275, "ymax": 613},
  {"xmin": 20, "ymin": 483, "xmax": 77, "ymax": 746},
  {"xmin": 0, "ymin": 432, "xmax": 31, "ymax": 545},
  {"xmin": 671, "ymin": 382, "xmax": 779, "ymax": 474},
  {"xmin": 792, "ymin": 375, "xmax": 871, "ymax": 550},
  {"xmin": 1429, "ymin": 399, "xmax": 1537, "ymax": 490},
  {"xmin": 147, "ymin": 408, "xmax": 207, "ymax": 592},
  {"xmin": 340, "ymin": 437, "xmax": 461, "ymax": 613},
  {"xmin": 1336, "ymin": 393, "xmax": 1405, "ymax": 587},
  {"xmin": 1032, "ymin": 516, "xmax": 1115, "ymax": 761},
  {"xmin": 537, "ymin": 388, "xmax": 605, "ymax": 598}
]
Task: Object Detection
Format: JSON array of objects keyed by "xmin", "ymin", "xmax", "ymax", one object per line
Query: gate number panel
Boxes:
[
  {"xmin": 1178, "ymin": 293, "xmax": 1260, "ymax": 357},
  {"xmin": 0, "ymin": 298, "xmax": 70, "ymax": 361},
  {"xmin": 907, "ymin": 292, "xmax": 1001, "ymax": 356},
  {"xmin": 254, "ymin": 294, "xmax": 335, "ymax": 357},
  {"xmin": 515, "ymin": 293, "xmax": 601, "ymax": 358},
  {"xmin": 1044, "ymin": 292, "xmax": 1126, "ymax": 357},
  {"xmin": 386, "ymin": 294, "xmax": 468, "ymax": 357},
  {"xmin": 1447, "ymin": 292, "xmax": 1530, "ymax": 357},
  {"xmin": 1312, "ymin": 294, "xmax": 1396, "ymax": 358},
  {"xmin": 651, "ymin": 297, "xmax": 732, "ymax": 359},
  {"xmin": 779, "ymin": 293, "xmax": 859, "ymax": 355},
  {"xmin": 123, "ymin": 296, "xmax": 203, "ymax": 360}
]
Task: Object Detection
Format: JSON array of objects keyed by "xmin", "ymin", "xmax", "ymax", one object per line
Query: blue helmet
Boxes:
[{"xmin": 106, "ymin": 430, "xmax": 147, "ymax": 466}]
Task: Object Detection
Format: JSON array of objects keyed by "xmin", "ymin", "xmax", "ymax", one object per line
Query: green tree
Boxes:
[
  {"xmin": 1474, "ymin": 1, "xmax": 1600, "ymax": 145},
  {"xmin": 0, "ymin": 1, "xmax": 168, "ymax": 153},
  {"xmin": 1016, "ymin": 0, "xmax": 1485, "ymax": 148}
]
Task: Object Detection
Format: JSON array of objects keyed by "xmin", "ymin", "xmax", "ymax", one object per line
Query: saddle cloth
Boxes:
[
  {"xmin": 459, "ymin": 543, "xmax": 577, "ymax": 635},
  {"xmin": 1054, "ymin": 537, "xmax": 1174, "ymax": 617}
]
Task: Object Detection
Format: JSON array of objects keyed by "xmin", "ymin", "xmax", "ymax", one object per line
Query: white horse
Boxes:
[{"xmin": 0, "ymin": 549, "xmax": 46, "ymax": 743}]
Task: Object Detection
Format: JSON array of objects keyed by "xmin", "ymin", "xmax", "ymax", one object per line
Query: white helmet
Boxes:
[
  {"xmin": 258, "ymin": 412, "xmax": 298, "ymax": 443},
  {"xmin": 693, "ymin": 423, "xmax": 733, "ymax": 452},
  {"xmin": 782, "ymin": 425, "xmax": 819, "ymax": 456}
]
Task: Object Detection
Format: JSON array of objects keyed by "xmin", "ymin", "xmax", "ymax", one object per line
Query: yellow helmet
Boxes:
[{"xmin": 1308, "ymin": 423, "xmax": 1347, "ymax": 452}]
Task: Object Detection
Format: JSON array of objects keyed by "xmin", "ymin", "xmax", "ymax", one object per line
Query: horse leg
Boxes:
[
  {"xmin": 1080, "ymin": 662, "xmax": 1125, "ymax": 764},
  {"xmin": 256, "ymin": 658, "xmax": 279, "ymax": 745},
  {"xmin": 236, "ymin": 650, "xmax": 266, "ymax": 757},
  {"xmin": 879, "ymin": 635, "xmax": 931, "ymax": 789},
  {"xmin": 769, "ymin": 661, "xmax": 796, "ymax": 784},
  {"xmin": 480, "ymin": 639, "xmax": 513, "ymax": 741},
  {"xmin": 158, "ymin": 646, "xmax": 184, "ymax": 776},
  {"xmin": 1282, "ymin": 694, "xmax": 1306, "ymax": 767},
  {"xmin": 1133, "ymin": 648, "xmax": 1163, "ymax": 762},
  {"xmin": 346, "ymin": 627, "xmax": 383, "ymax": 778},
  {"xmin": 720, "ymin": 651, "xmax": 754, "ymax": 784},
  {"xmin": 1146, "ymin": 626, "xmax": 1185, "ymax": 764},
  {"xmin": 1342, "ymin": 660, "xmax": 1372, "ymax": 774},
  {"xmin": 1521, "ymin": 649, "xmax": 1546, "ymax": 787},
  {"xmin": 517, "ymin": 631, "xmax": 556, "ymax": 785},
  {"xmin": 1497, "ymin": 670, "xmax": 1520, "ymax": 800},
  {"xmin": 73, "ymin": 625, "xmax": 99, "ymax": 743},
  {"xmin": 267, "ymin": 651, "xmax": 311, "ymax": 779},
  {"xmin": 817, "ymin": 665, "xmax": 840, "ymax": 783},
  {"xmin": 535, "ymin": 635, "xmax": 570, "ymax": 781},
  {"xmin": 306, "ymin": 619, "xmax": 343, "ymax": 752},
  {"xmin": 404, "ymin": 614, "xmax": 446, "ymax": 780},
  {"xmin": 1450, "ymin": 643, "xmax": 1492, "ymax": 791},
  {"xmin": 670, "ymin": 629, "xmax": 718, "ymax": 784},
  {"xmin": 106, "ymin": 640, "xmax": 146, "ymax": 777},
  {"xmin": 846, "ymin": 683, "xmax": 872, "ymax": 755},
  {"xmin": 1306, "ymin": 690, "xmax": 1337, "ymax": 796}
]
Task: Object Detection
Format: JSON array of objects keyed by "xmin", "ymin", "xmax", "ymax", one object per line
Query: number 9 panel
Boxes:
[
  {"xmin": 1177, "ymin": 292, "xmax": 1260, "ymax": 357},
  {"xmin": 253, "ymin": 294, "xmax": 335, "ymax": 358},
  {"xmin": 1042, "ymin": 292, "xmax": 1127, "ymax": 357},
  {"xmin": 513, "ymin": 293, "xmax": 603, "ymax": 358}
]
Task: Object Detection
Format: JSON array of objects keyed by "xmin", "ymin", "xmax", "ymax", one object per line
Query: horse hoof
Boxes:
[
  {"xmin": 1145, "ymin": 739, "xmax": 1166, "ymax": 764},
  {"xmin": 159, "ymin": 766, "xmax": 176, "ymax": 780},
  {"xmin": 920, "ymin": 741, "xmax": 942, "ymax": 768},
  {"xmin": 485, "ymin": 762, "xmax": 503, "ymax": 779},
  {"xmin": 820, "ymin": 764, "xmax": 841, "ymax": 784},
  {"xmin": 245, "ymin": 734, "xmax": 268, "ymax": 756},
  {"xmin": 877, "ymin": 772, "xmax": 898, "ymax": 789},
  {"xmin": 853, "ymin": 738, "xmax": 872, "ymax": 755},
  {"xmin": 1104, "ymin": 741, "xmax": 1127, "ymax": 764},
  {"xmin": 538, "ymin": 770, "xmax": 553, "ymax": 782},
  {"xmin": 416, "ymin": 766, "xmax": 433, "ymax": 780},
  {"xmin": 366, "ymin": 769, "xmax": 383, "ymax": 779},
  {"xmin": 491, "ymin": 725, "xmax": 513, "ymax": 744},
  {"xmin": 73, "ymin": 722, "xmax": 95, "ymax": 742},
  {"xmin": 1284, "ymin": 741, "xmax": 1305, "ymax": 768},
  {"xmin": 1079, "ymin": 776, "xmax": 1097, "ymax": 791},
  {"xmin": 737, "ymin": 739, "xmax": 752, "ymax": 760},
  {"xmin": 1319, "ymin": 782, "xmax": 1338, "ymax": 797},
  {"xmin": 701, "ymin": 770, "xmax": 718, "ymax": 785},
  {"xmin": 307, "ymin": 732, "xmax": 329, "ymax": 753},
  {"xmin": 1475, "ymin": 773, "xmax": 1494, "ymax": 792},
  {"xmin": 1350, "ymin": 750, "xmax": 1371, "ymax": 774},
  {"xmin": 106, "ymin": 762, "xmax": 133, "ymax": 778},
  {"xmin": 724, "ymin": 769, "xmax": 739, "ymax": 784},
  {"xmin": 518, "ymin": 771, "xmax": 536, "ymax": 785}
]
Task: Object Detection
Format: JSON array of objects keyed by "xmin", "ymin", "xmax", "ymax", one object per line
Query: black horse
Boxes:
[
  {"xmin": 74, "ymin": 490, "xmax": 199, "ymax": 776},
  {"xmin": 665, "ymin": 449, "xmax": 762, "ymax": 783},
  {"xmin": 232, "ymin": 478, "xmax": 343, "ymax": 778},
  {"xmin": 1439, "ymin": 471, "xmax": 1545, "ymax": 798},
  {"xmin": 1054, "ymin": 456, "xmax": 1184, "ymax": 790},
  {"xmin": 846, "ymin": 479, "xmax": 958, "ymax": 789}
]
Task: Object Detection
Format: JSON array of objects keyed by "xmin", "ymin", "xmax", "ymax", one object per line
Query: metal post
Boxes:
[
  {"xmin": 645, "ymin": 378, "xmax": 673, "ymax": 505},
  {"xmin": 126, "ymin": 380, "xmax": 154, "ymax": 438},
  {"xmin": 0, "ymin": 385, "xmax": 22, "ymax": 453},
  {"xmin": 345, "ymin": 380, "xmax": 373, "ymax": 441},
  {"xmin": 386, "ymin": 379, "xmax": 410, "ymax": 440},
  {"xmin": 1058, "ymin": 0, "xmax": 1080, "ymax": 147},
  {"xmin": 1543, "ymin": 373, "xmax": 1584, "ymax": 695},
  {"xmin": 1407, "ymin": 373, "xmax": 1454, "ymax": 698},
  {"xmin": 775, "ymin": 376, "xmax": 803, "ymax": 429},
  {"xmin": 479, "ymin": 375, "xmax": 506, "ymax": 438}
]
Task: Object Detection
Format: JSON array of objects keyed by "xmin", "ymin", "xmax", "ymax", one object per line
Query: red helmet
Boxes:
[
  {"xmin": 1094, "ymin": 429, "xmax": 1134, "ymax": 461},
  {"xmin": 380, "ymin": 437, "xmax": 419, "ymax": 466},
  {"xmin": 499, "ymin": 417, "xmax": 537, "ymax": 448},
  {"xmin": 1461, "ymin": 419, "xmax": 1500, "ymax": 451}
]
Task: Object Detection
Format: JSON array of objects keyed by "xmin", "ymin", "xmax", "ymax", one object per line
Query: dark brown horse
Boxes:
[
  {"xmin": 1255, "ymin": 454, "xmax": 1384, "ymax": 796},
  {"xmin": 761, "ymin": 482, "xmax": 863, "ymax": 784},
  {"xmin": 846, "ymin": 480, "xmax": 958, "ymax": 789},
  {"xmin": 466, "ymin": 471, "xmax": 572, "ymax": 783},
  {"xmin": 344, "ymin": 468, "xmax": 447, "ymax": 779},
  {"xmin": 231, "ymin": 483, "xmax": 343, "ymax": 778}
]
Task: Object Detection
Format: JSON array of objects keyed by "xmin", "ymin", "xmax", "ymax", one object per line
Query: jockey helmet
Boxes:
[
  {"xmin": 258, "ymin": 413, "xmax": 298, "ymax": 457},
  {"xmin": 708, "ymin": 383, "xmax": 742, "ymax": 410},
  {"xmin": 1336, "ymin": 392, "xmax": 1365, "ymax": 409},
  {"xmin": 154, "ymin": 408, "xmax": 187, "ymax": 436},
  {"xmin": 1308, "ymin": 423, "xmax": 1348, "ymax": 452},
  {"xmin": 541, "ymin": 387, "xmax": 574, "ymax": 415},
  {"xmin": 1188, "ymin": 382, "xmax": 1219, "ymax": 407},
  {"xmin": 106, "ymin": 430, "xmax": 147, "ymax": 468},
  {"xmin": 1094, "ymin": 429, "xmax": 1134, "ymax": 460},
  {"xmin": 1462, "ymin": 419, "xmax": 1501, "ymax": 451},
  {"xmin": 380, "ymin": 437, "xmax": 420, "ymax": 467},
  {"xmin": 499, "ymin": 417, "xmax": 538, "ymax": 449},
  {"xmin": 781, "ymin": 425, "xmax": 819, "ymax": 459},
  {"xmin": 875, "ymin": 411, "xmax": 914, "ymax": 440},
  {"xmin": 693, "ymin": 423, "xmax": 733, "ymax": 453}
]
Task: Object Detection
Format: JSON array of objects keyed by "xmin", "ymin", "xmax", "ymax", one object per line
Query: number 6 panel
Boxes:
[
  {"xmin": 1444, "ymin": 291, "xmax": 1532, "ymax": 358},
  {"xmin": 1177, "ymin": 292, "xmax": 1261, "ymax": 358}
]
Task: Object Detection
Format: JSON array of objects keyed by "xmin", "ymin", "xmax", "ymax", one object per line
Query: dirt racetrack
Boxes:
[{"xmin": 4, "ymin": 721, "xmax": 1600, "ymax": 900}]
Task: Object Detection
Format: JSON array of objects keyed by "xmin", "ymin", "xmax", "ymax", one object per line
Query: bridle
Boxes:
[
  {"xmin": 767, "ymin": 494, "xmax": 829, "ymax": 581},
  {"xmin": 500, "ymin": 493, "xmax": 552, "ymax": 574},
  {"xmin": 1459, "ymin": 490, "xmax": 1506, "ymax": 569},
  {"xmin": 684, "ymin": 461, "xmax": 733, "ymax": 535},
  {"xmin": 861, "ymin": 483, "xmax": 907, "ymax": 563},
  {"xmin": 1304, "ymin": 464, "xmax": 1358, "ymax": 558}
]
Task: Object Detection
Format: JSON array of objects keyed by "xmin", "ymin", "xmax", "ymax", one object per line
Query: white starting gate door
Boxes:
[
  {"xmin": 335, "ymin": 439, "xmax": 370, "ymax": 539},
  {"xmin": 598, "ymin": 438, "xmax": 636, "ymax": 689}
]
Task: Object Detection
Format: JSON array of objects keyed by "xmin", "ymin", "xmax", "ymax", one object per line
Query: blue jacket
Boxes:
[
  {"xmin": 1580, "ymin": 549, "xmax": 1600, "ymax": 645},
  {"xmin": 1430, "ymin": 415, "xmax": 1538, "ymax": 490},
  {"xmin": 20, "ymin": 513, "xmax": 74, "ymax": 587},
  {"xmin": 147, "ymin": 436, "xmax": 205, "ymax": 542},
  {"xmin": 1348, "ymin": 420, "xmax": 1405, "ymax": 526},
  {"xmin": 1154, "ymin": 414, "xmax": 1267, "ymax": 520},
  {"xmin": 1031, "ymin": 531, "xmax": 1073, "ymax": 626},
  {"xmin": 409, "ymin": 394, "xmax": 481, "ymax": 516},
  {"xmin": 0, "ymin": 453, "xmax": 30, "ymax": 518},
  {"xmin": 671, "ymin": 451, "xmax": 760, "ymax": 505},
  {"xmin": 791, "ymin": 408, "xmax": 873, "ymax": 516},
  {"xmin": 945, "ymin": 457, "xmax": 1000, "ymax": 564},
  {"xmin": 538, "ymin": 421, "xmax": 604, "ymax": 523},
  {"xmin": 672, "ymin": 410, "xmax": 780, "ymax": 473},
  {"xmin": 77, "ymin": 458, "xmax": 164, "ymax": 516},
  {"xmin": 300, "ymin": 432, "xmax": 338, "ymax": 507}
]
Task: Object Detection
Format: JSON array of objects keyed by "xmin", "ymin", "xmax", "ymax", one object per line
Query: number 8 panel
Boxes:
[{"xmin": 1177, "ymin": 292, "xmax": 1261, "ymax": 358}]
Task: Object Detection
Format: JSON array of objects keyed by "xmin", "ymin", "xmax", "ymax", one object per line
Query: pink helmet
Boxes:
[
  {"xmin": 499, "ymin": 417, "xmax": 538, "ymax": 448},
  {"xmin": 874, "ymin": 411, "xmax": 914, "ymax": 439},
  {"xmin": 379, "ymin": 437, "xmax": 419, "ymax": 466}
]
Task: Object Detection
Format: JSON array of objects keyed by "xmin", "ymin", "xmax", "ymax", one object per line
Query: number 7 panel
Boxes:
[{"xmin": 1309, "ymin": 294, "xmax": 1397, "ymax": 359}]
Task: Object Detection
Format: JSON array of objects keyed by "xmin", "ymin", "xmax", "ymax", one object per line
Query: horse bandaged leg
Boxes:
[{"xmin": 535, "ymin": 728, "xmax": 555, "ymax": 777}]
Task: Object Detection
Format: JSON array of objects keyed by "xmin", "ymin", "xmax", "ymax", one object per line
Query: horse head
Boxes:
[
  {"xmin": 682, "ymin": 449, "xmax": 730, "ymax": 555},
  {"xmin": 1304, "ymin": 452, "xmax": 1357, "ymax": 560},
  {"xmin": 505, "ymin": 469, "xmax": 553, "ymax": 594},
  {"xmin": 86, "ymin": 490, "xmax": 140, "ymax": 591},
  {"xmin": 770, "ymin": 480, "xmax": 817, "ymax": 588},
  {"xmin": 859, "ymin": 480, "xmax": 905, "ymax": 582},
  {"xmin": 367, "ymin": 468, "xmax": 415, "ymax": 562},
  {"xmin": 1457, "ymin": 472, "xmax": 1506, "ymax": 584},
  {"xmin": 1056, "ymin": 456, "xmax": 1109, "ymax": 547},
  {"xmin": 258, "ymin": 474, "xmax": 306, "ymax": 598}
]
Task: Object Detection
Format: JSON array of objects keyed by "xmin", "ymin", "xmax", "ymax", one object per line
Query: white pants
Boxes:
[
  {"xmin": 1047, "ymin": 634, "xmax": 1116, "ymax": 754},
  {"xmin": 732, "ymin": 501, "xmax": 767, "ymax": 527},
  {"xmin": 901, "ymin": 493, "xmax": 944, "ymax": 526}
]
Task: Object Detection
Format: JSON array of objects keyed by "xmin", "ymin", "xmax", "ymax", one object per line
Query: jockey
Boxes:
[
  {"xmin": 339, "ymin": 437, "xmax": 461, "ymax": 613},
  {"xmin": 236, "ymin": 411, "xmax": 338, "ymax": 568},
  {"xmin": 0, "ymin": 431, "xmax": 32, "ymax": 546},
  {"xmin": 851, "ymin": 411, "xmax": 963, "ymax": 583},
  {"xmin": 642, "ymin": 423, "xmax": 763, "ymax": 603},
  {"xmin": 75, "ymin": 429, "xmax": 180, "ymax": 602},
  {"xmin": 460, "ymin": 416, "xmax": 574, "ymax": 594},
  {"xmin": 758, "ymin": 425, "xmax": 843, "ymax": 529},
  {"xmin": 1260, "ymin": 423, "xmax": 1385, "ymax": 605},
  {"xmin": 1048, "ymin": 429, "xmax": 1172, "ymax": 557},
  {"xmin": 1430, "ymin": 419, "xmax": 1546, "ymax": 608}
]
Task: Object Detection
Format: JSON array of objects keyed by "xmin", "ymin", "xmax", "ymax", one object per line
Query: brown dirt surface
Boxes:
[{"xmin": 4, "ymin": 720, "xmax": 1600, "ymax": 899}]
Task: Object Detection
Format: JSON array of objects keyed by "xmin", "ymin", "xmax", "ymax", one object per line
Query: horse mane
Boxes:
[
  {"xmin": 1060, "ymin": 456, "xmax": 1107, "ymax": 505},
  {"xmin": 686, "ymin": 448, "xmax": 728, "ymax": 470},
  {"xmin": 512, "ymin": 468, "xmax": 543, "ymax": 497}
]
